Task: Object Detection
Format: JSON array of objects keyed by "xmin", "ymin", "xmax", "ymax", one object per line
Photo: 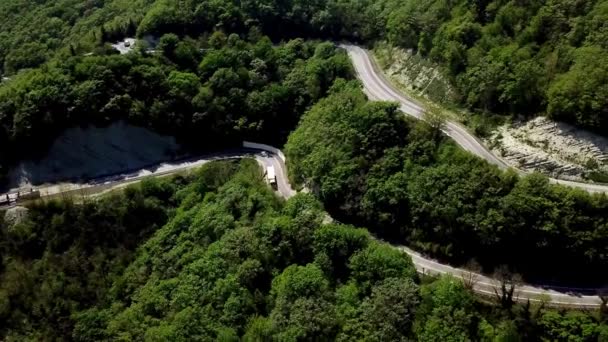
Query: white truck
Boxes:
[{"xmin": 266, "ymin": 166, "xmax": 277, "ymax": 189}]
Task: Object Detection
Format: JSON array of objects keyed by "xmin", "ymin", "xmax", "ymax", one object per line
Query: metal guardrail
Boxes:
[
  {"xmin": 243, "ymin": 141, "xmax": 286, "ymax": 163},
  {"xmin": 0, "ymin": 189, "xmax": 40, "ymax": 206}
]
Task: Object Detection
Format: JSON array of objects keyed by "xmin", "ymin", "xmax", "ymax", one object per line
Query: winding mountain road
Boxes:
[
  {"xmin": 342, "ymin": 44, "xmax": 608, "ymax": 194},
  {"xmin": 261, "ymin": 144, "xmax": 605, "ymax": 309},
  {"xmin": 4, "ymin": 42, "xmax": 607, "ymax": 305},
  {"xmin": 1, "ymin": 143, "xmax": 604, "ymax": 308},
  {"xmin": 271, "ymin": 152, "xmax": 604, "ymax": 308},
  {"xmin": 1, "ymin": 45, "xmax": 604, "ymax": 309}
]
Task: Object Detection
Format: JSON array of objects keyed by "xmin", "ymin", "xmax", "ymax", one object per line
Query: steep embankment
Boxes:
[{"xmin": 6, "ymin": 122, "xmax": 180, "ymax": 191}]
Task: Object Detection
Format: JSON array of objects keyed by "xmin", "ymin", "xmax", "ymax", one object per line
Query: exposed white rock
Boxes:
[
  {"xmin": 374, "ymin": 43, "xmax": 608, "ymax": 182},
  {"xmin": 488, "ymin": 117, "xmax": 608, "ymax": 181},
  {"xmin": 111, "ymin": 38, "xmax": 136, "ymax": 54}
]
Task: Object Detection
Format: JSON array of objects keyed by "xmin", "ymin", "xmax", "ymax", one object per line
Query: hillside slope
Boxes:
[
  {"xmin": 2, "ymin": 0, "xmax": 607, "ymax": 133},
  {"xmin": 3, "ymin": 160, "xmax": 606, "ymax": 340}
]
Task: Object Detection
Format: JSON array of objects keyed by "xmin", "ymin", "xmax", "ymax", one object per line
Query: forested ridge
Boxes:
[
  {"xmin": 0, "ymin": 173, "xmax": 190, "ymax": 339},
  {"xmin": 374, "ymin": 0, "xmax": 608, "ymax": 132},
  {"xmin": 1, "ymin": 0, "xmax": 608, "ymax": 339},
  {"xmin": 0, "ymin": 35, "xmax": 351, "ymax": 185},
  {"xmin": 2, "ymin": 0, "xmax": 608, "ymax": 181},
  {"xmin": 2, "ymin": 0, "xmax": 608, "ymax": 133},
  {"xmin": 286, "ymin": 80, "xmax": 608, "ymax": 285},
  {"xmin": 2, "ymin": 160, "xmax": 607, "ymax": 340}
]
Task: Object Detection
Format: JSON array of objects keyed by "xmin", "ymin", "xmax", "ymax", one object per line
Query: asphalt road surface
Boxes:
[
  {"xmin": 342, "ymin": 44, "xmax": 608, "ymax": 194},
  {"xmin": 256, "ymin": 151, "xmax": 297, "ymax": 199},
  {"xmin": 1, "ymin": 148, "xmax": 296, "ymax": 207},
  {"xmin": 1, "ymin": 150, "xmax": 263, "ymax": 206},
  {"xmin": 1, "ymin": 157, "xmax": 604, "ymax": 306},
  {"xmin": 395, "ymin": 244, "xmax": 604, "ymax": 308}
]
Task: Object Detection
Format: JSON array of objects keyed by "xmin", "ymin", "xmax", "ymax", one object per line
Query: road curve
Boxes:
[
  {"xmin": 253, "ymin": 145, "xmax": 605, "ymax": 309},
  {"xmin": 342, "ymin": 44, "xmax": 608, "ymax": 194},
  {"xmin": 273, "ymin": 148, "xmax": 605, "ymax": 308},
  {"xmin": 1, "ymin": 146, "xmax": 603, "ymax": 307}
]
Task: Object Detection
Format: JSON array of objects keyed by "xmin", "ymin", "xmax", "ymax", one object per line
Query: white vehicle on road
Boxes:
[{"xmin": 266, "ymin": 166, "xmax": 277, "ymax": 189}]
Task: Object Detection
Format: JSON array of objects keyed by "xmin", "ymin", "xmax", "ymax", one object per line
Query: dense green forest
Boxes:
[
  {"xmin": 0, "ymin": 35, "xmax": 350, "ymax": 185},
  {"xmin": 2, "ymin": 160, "xmax": 606, "ymax": 340},
  {"xmin": 1, "ymin": 1, "xmax": 608, "ymax": 339},
  {"xmin": 286, "ymin": 80, "xmax": 608, "ymax": 285},
  {"xmin": 0, "ymin": 0, "xmax": 147, "ymax": 74},
  {"xmin": 375, "ymin": 0, "xmax": 608, "ymax": 132},
  {"xmin": 2, "ymin": 0, "xmax": 608, "ymax": 183},
  {"xmin": 2, "ymin": 0, "xmax": 608, "ymax": 132},
  {"xmin": 0, "ymin": 173, "xmax": 190, "ymax": 339}
]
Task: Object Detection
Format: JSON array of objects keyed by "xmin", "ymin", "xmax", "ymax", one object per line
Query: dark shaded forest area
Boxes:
[{"xmin": 0, "ymin": 34, "xmax": 351, "ymax": 184}]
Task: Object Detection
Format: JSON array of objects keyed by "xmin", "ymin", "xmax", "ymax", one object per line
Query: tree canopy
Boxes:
[
  {"xmin": 0, "ymin": 1, "xmax": 607, "ymax": 339},
  {"xmin": 285, "ymin": 81, "xmax": 608, "ymax": 285},
  {"xmin": 3, "ymin": 159, "xmax": 605, "ymax": 340},
  {"xmin": 0, "ymin": 35, "xmax": 351, "ymax": 186},
  {"xmin": 2, "ymin": 0, "xmax": 608, "ymax": 132}
]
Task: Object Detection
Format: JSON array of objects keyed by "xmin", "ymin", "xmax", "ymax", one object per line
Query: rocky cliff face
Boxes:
[
  {"xmin": 375, "ymin": 43, "xmax": 608, "ymax": 183},
  {"xmin": 488, "ymin": 117, "xmax": 608, "ymax": 181},
  {"xmin": 6, "ymin": 122, "xmax": 181, "ymax": 191}
]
